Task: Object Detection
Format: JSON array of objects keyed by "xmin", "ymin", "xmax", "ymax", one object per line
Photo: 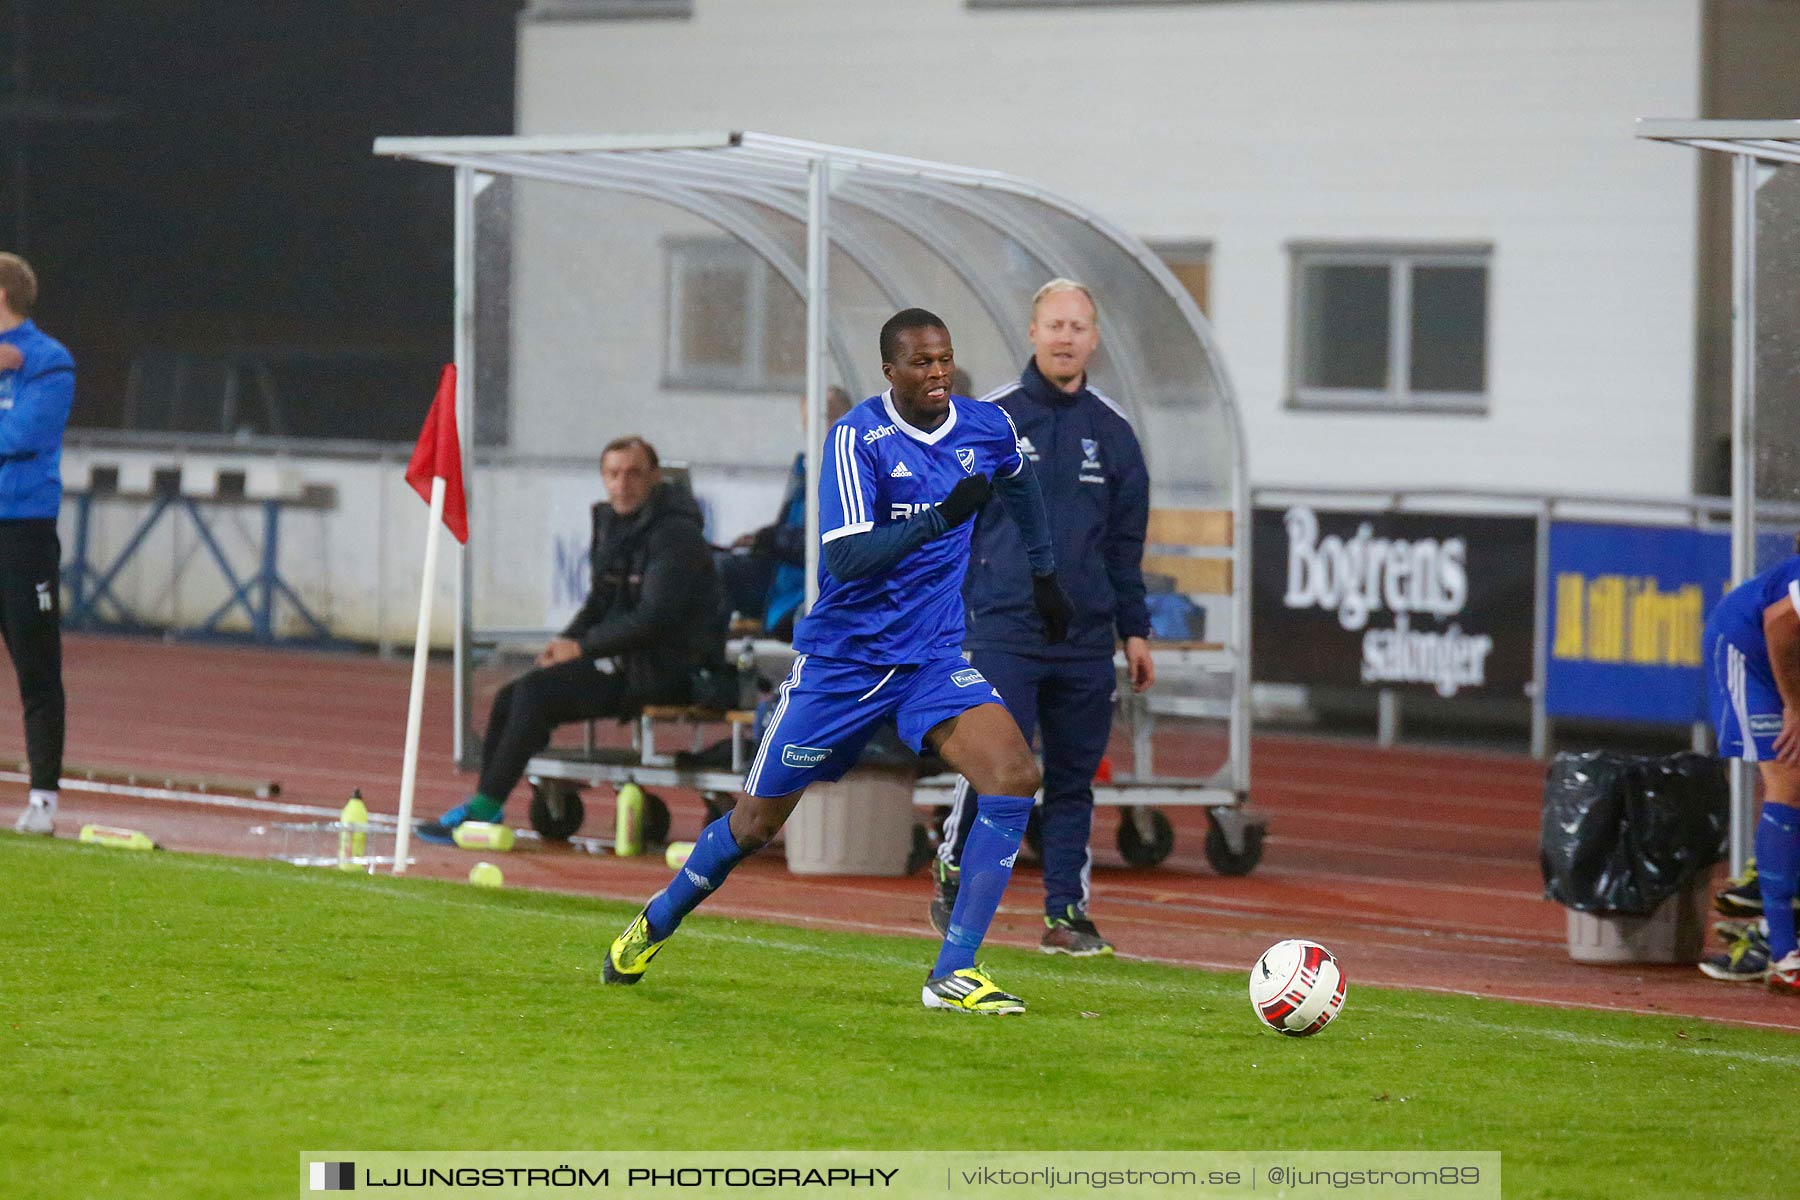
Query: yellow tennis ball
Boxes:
[{"xmin": 468, "ymin": 861, "xmax": 504, "ymax": 889}]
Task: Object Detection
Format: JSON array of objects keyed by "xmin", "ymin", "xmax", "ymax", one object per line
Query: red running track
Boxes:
[{"xmin": 8, "ymin": 633, "xmax": 1797, "ymax": 1033}]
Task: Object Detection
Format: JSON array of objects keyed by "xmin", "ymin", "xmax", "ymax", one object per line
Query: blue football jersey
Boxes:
[
  {"xmin": 1707, "ymin": 554, "xmax": 1800, "ymax": 664},
  {"xmin": 794, "ymin": 391, "xmax": 1024, "ymax": 665}
]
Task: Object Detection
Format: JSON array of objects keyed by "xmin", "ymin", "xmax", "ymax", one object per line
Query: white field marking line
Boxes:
[
  {"xmin": 608, "ymin": 867, "xmax": 1552, "ymax": 960},
  {"xmin": 7, "ymin": 780, "xmax": 410, "ymax": 827},
  {"xmin": 1355, "ymin": 1004, "xmax": 1800, "ymax": 1066},
  {"xmin": 1131, "ymin": 859, "xmax": 1546, "ymax": 903},
  {"xmin": 1099, "ymin": 902, "xmax": 1557, "ymax": 954},
  {"xmin": 1255, "ymin": 734, "xmax": 1548, "ymax": 773},
  {"xmin": 0, "ymin": 773, "xmax": 381, "ymax": 822},
  {"xmin": 1258, "ymin": 758, "xmax": 1545, "ymax": 792},
  {"xmin": 1264, "ymin": 832, "xmax": 1532, "ymax": 870},
  {"xmin": 18, "ymin": 780, "xmax": 522, "ymax": 837},
  {"xmin": 29, "ymin": 787, "xmax": 1551, "ymax": 936},
  {"xmin": 1257, "ymin": 805, "xmax": 1539, "ymax": 842},
  {"xmin": 1100, "ymin": 887, "xmax": 1559, "ymax": 938},
  {"xmin": 24, "ymin": 792, "xmax": 1549, "ymax": 944},
  {"xmin": 1115, "ymin": 943, "xmax": 1800, "ymax": 1043},
  {"xmin": 1260, "ymin": 776, "xmax": 1542, "ymax": 813},
  {"xmin": 19, "ymin": 841, "xmax": 1800, "ymax": 1042}
]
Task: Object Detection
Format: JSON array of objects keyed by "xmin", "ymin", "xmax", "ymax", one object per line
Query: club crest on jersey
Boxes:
[
  {"xmin": 1079, "ymin": 436, "xmax": 1104, "ymax": 482},
  {"xmin": 956, "ymin": 448, "xmax": 977, "ymax": 475}
]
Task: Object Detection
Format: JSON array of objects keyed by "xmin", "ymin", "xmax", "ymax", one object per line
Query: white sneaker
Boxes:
[{"xmin": 14, "ymin": 793, "xmax": 55, "ymax": 836}]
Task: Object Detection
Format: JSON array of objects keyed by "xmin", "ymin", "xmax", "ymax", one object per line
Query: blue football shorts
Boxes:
[
  {"xmin": 1708, "ymin": 632, "xmax": 1784, "ymax": 761},
  {"xmin": 742, "ymin": 652, "xmax": 1006, "ymax": 798}
]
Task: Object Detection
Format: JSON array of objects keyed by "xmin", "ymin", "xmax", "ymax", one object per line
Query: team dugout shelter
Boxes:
[{"xmin": 374, "ymin": 131, "xmax": 1261, "ymax": 874}]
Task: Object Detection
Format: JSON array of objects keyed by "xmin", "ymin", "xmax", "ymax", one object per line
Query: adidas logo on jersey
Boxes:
[{"xmin": 890, "ymin": 461, "xmax": 914, "ymax": 478}]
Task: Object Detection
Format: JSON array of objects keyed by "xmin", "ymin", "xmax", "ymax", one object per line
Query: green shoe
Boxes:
[
  {"xmin": 603, "ymin": 897, "xmax": 669, "ymax": 986},
  {"xmin": 922, "ymin": 963, "xmax": 1026, "ymax": 1015}
]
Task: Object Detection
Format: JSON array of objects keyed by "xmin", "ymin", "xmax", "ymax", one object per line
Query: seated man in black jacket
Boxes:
[{"xmin": 416, "ymin": 435, "xmax": 724, "ymax": 844}]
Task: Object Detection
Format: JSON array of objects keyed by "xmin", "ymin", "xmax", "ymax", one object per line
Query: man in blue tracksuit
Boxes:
[
  {"xmin": 933, "ymin": 279, "xmax": 1155, "ymax": 955},
  {"xmin": 0, "ymin": 254, "xmax": 75, "ymax": 837}
]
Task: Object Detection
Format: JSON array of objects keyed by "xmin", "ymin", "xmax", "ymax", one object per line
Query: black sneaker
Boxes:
[
  {"xmin": 1713, "ymin": 860, "xmax": 1800, "ymax": 917},
  {"xmin": 928, "ymin": 859, "xmax": 959, "ymax": 936},
  {"xmin": 1699, "ymin": 930, "xmax": 1774, "ymax": 982},
  {"xmin": 1041, "ymin": 907, "xmax": 1114, "ymax": 957}
]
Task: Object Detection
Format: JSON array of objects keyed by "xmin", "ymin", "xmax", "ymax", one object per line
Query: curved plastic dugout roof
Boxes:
[
  {"xmin": 374, "ymin": 130, "xmax": 1245, "ymax": 508},
  {"xmin": 1636, "ymin": 118, "xmax": 1800, "ymax": 165}
]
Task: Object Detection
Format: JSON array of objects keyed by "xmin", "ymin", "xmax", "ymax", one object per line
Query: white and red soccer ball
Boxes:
[{"xmin": 1249, "ymin": 939, "xmax": 1347, "ymax": 1036}]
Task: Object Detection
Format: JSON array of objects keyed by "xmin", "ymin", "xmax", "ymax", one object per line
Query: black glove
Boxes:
[
  {"xmin": 936, "ymin": 473, "xmax": 992, "ymax": 528},
  {"xmin": 1031, "ymin": 572, "xmax": 1073, "ymax": 645}
]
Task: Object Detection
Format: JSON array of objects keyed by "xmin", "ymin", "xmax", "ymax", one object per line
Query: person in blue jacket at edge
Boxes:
[{"xmin": 0, "ymin": 253, "xmax": 76, "ymax": 837}]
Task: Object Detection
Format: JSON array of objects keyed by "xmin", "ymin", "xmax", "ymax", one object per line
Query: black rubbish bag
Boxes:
[{"xmin": 1540, "ymin": 750, "xmax": 1729, "ymax": 916}]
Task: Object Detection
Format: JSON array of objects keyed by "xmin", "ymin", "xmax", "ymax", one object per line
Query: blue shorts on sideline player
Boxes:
[
  {"xmin": 1708, "ymin": 631, "xmax": 1784, "ymax": 761},
  {"xmin": 743, "ymin": 653, "xmax": 1005, "ymax": 798}
]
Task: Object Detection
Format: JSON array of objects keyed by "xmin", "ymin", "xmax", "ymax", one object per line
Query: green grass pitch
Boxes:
[{"xmin": 3, "ymin": 834, "xmax": 1791, "ymax": 1199}]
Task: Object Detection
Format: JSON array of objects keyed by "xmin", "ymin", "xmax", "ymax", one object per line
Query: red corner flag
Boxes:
[{"xmin": 404, "ymin": 364, "xmax": 468, "ymax": 544}]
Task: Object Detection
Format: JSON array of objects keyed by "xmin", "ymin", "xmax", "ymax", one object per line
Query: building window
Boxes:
[
  {"xmin": 1288, "ymin": 244, "xmax": 1490, "ymax": 413},
  {"xmin": 1150, "ymin": 241, "xmax": 1211, "ymax": 317},
  {"xmin": 665, "ymin": 239, "xmax": 806, "ymax": 391}
]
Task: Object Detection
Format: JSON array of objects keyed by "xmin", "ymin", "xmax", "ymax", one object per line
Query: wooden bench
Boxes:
[{"xmin": 1142, "ymin": 507, "xmax": 1234, "ymax": 634}]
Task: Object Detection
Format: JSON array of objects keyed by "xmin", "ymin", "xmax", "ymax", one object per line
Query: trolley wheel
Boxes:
[
  {"xmin": 528, "ymin": 781, "xmax": 586, "ymax": 842},
  {"xmin": 905, "ymin": 823, "xmax": 933, "ymax": 877},
  {"xmin": 1116, "ymin": 806, "xmax": 1175, "ymax": 868},
  {"xmin": 1023, "ymin": 806, "xmax": 1045, "ymax": 863},
  {"xmin": 702, "ymin": 791, "xmax": 736, "ymax": 824},
  {"xmin": 1203, "ymin": 814, "xmax": 1265, "ymax": 877},
  {"xmin": 641, "ymin": 791, "xmax": 671, "ymax": 846}
]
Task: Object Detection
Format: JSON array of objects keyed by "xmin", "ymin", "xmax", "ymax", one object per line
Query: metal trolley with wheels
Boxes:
[{"xmin": 523, "ymin": 701, "xmax": 938, "ymax": 876}]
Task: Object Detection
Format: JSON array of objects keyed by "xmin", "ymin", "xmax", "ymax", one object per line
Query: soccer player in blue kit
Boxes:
[
  {"xmin": 1699, "ymin": 536, "xmax": 1800, "ymax": 994},
  {"xmin": 603, "ymin": 308, "xmax": 1073, "ymax": 1013}
]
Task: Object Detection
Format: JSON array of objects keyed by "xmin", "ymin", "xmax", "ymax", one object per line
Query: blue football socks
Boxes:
[
  {"xmin": 1757, "ymin": 801, "xmax": 1800, "ymax": 961},
  {"xmin": 932, "ymin": 793, "xmax": 1034, "ymax": 978},
  {"xmin": 645, "ymin": 814, "xmax": 745, "ymax": 940}
]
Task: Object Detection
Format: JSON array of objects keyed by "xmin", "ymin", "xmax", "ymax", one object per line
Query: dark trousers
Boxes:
[
  {"xmin": 477, "ymin": 657, "xmax": 659, "ymax": 801},
  {"xmin": 0, "ymin": 519, "xmax": 64, "ymax": 791},
  {"xmin": 940, "ymin": 648, "xmax": 1116, "ymax": 916}
]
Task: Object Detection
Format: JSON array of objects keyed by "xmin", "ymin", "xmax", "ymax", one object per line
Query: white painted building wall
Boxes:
[{"xmin": 515, "ymin": 0, "xmax": 1706, "ymax": 498}]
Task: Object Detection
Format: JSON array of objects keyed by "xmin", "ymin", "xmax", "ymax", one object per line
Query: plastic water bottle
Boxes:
[
  {"xmin": 735, "ymin": 639, "xmax": 758, "ymax": 711},
  {"xmin": 338, "ymin": 789, "xmax": 368, "ymax": 872},
  {"xmin": 615, "ymin": 781, "xmax": 644, "ymax": 857}
]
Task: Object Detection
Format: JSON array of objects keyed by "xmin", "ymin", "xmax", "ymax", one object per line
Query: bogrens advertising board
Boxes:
[{"xmin": 1251, "ymin": 506, "xmax": 1536, "ymax": 699}]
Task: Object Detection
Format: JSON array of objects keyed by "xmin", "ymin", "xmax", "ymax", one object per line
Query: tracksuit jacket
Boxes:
[
  {"xmin": 963, "ymin": 358, "xmax": 1150, "ymax": 659},
  {"xmin": 0, "ymin": 320, "xmax": 75, "ymax": 519}
]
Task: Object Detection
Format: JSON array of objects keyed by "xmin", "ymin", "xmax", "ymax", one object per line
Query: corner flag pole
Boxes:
[
  {"xmin": 391, "ymin": 474, "xmax": 445, "ymax": 875},
  {"xmin": 394, "ymin": 363, "xmax": 468, "ymax": 875}
]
